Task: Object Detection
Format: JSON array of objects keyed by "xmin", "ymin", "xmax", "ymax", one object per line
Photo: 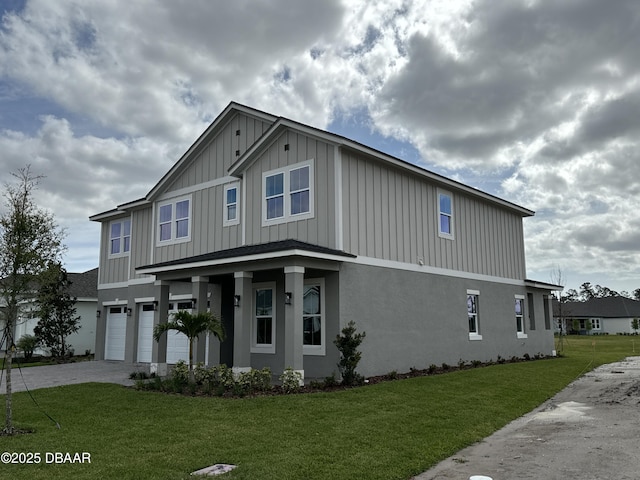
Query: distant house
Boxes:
[
  {"xmin": 11, "ymin": 268, "xmax": 98, "ymax": 356},
  {"xmin": 554, "ymin": 297, "xmax": 640, "ymax": 335},
  {"xmin": 90, "ymin": 102, "xmax": 559, "ymax": 380}
]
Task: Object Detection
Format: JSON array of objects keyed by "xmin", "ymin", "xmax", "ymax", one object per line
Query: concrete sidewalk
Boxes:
[
  {"xmin": 0, "ymin": 360, "xmax": 148, "ymax": 393},
  {"xmin": 413, "ymin": 356, "xmax": 640, "ymax": 480}
]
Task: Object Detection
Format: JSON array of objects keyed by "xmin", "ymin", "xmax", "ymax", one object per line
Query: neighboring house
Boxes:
[
  {"xmin": 9, "ymin": 268, "xmax": 99, "ymax": 356},
  {"xmin": 554, "ymin": 297, "xmax": 640, "ymax": 335},
  {"xmin": 90, "ymin": 102, "xmax": 559, "ymax": 380}
]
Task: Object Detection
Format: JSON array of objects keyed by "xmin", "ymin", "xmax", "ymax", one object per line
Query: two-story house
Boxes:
[{"xmin": 90, "ymin": 102, "xmax": 559, "ymax": 380}]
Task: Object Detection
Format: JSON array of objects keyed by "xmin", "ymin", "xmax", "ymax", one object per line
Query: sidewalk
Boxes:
[{"xmin": 413, "ymin": 357, "xmax": 640, "ymax": 480}]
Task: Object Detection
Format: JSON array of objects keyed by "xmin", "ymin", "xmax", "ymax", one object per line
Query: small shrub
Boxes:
[
  {"xmin": 386, "ymin": 370, "xmax": 399, "ymax": 380},
  {"xmin": 523, "ymin": 353, "xmax": 531, "ymax": 361},
  {"xmin": 16, "ymin": 334, "xmax": 39, "ymax": 362},
  {"xmin": 334, "ymin": 321, "xmax": 366, "ymax": 386},
  {"xmin": 323, "ymin": 373, "xmax": 338, "ymax": 388},
  {"xmin": 457, "ymin": 358, "xmax": 466, "ymax": 369},
  {"xmin": 427, "ymin": 364, "xmax": 437, "ymax": 374},
  {"xmin": 280, "ymin": 367, "xmax": 303, "ymax": 394},
  {"xmin": 129, "ymin": 371, "xmax": 150, "ymax": 380},
  {"xmin": 497, "ymin": 355, "xmax": 505, "ymax": 364},
  {"xmin": 441, "ymin": 363, "xmax": 450, "ymax": 371},
  {"xmin": 471, "ymin": 360, "xmax": 482, "ymax": 368}
]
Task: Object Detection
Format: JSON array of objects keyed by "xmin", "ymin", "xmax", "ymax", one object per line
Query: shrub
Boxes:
[
  {"xmin": 441, "ymin": 363, "xmax": 450, "ymax": 371},
  {"xmin": 427, "ymin": 364, "xmax": 437, "ymax": 374},
  {"xmin": 386, "ymin": 370, "xmax": 399, "ymax": 380},
  {"xmin": 16, "ymin": 334, "xmax": 39, "ymax": 362},
  {"xmin": 279, "ymin": 367, "xmax": 303, "ymax": 394},
  {"xmin": 334, "ymin": 321, "xmax": 366, "ymax": 386}
]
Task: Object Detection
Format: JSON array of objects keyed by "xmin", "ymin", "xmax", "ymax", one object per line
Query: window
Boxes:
[
  {"xmin": 252, "ymin": 285, "xmax": 275, "ymax": 354},
  {"xmin": 438, "ymin": 190, "xmax": 453, "ymax": 238},
  {"xmin": 303, "ymin": 279, "xmax": 325, "ymax": 355},
  {"xmin": 262, "ymin": 160, "xmax": 314, "ymax": 225},
  {"xmin": 467, "ymin": 290, "xmax": 481, "ymax": 340},
  {"xmin": 223, "ymin": 183, "xmax": 240, "ymax": 226},
  {"xmin": 157, "ymin": 196, "xmax": 191, "ymax": 244},
  {"xmin": 109, "ymin": 219, "xmax": 131, "ymax": 256},
  {"xmin": 591, "ymin": 318, "xmax": 601, "ymax": 330},
  {"xmin": 515, "ymin": 295, "xmax": 527, "ymax": 338}
]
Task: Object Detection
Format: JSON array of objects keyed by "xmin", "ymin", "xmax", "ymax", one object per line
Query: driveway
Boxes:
[
  {"xmin": 0, "ymin": 360, "xmax": 148, "ymax": 393},
  {"xmin": 414, "ymin": 356, "xmax": 640, "ymax": 480}
]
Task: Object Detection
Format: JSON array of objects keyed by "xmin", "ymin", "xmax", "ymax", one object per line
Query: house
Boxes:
[
  {"xmin": 90, "ymin": 102, "xmax": 559, "ymax": 380},
  {"xmin": 554, "ymin": 297, "xmax": 640, "ymax": 335},
  {"xmin": 2, "ymin": 268, "xmax": 98, "ymax": 356},
  {"xmin": 12, "ymin": 268, "xmax": 99, "ymax": 356}
]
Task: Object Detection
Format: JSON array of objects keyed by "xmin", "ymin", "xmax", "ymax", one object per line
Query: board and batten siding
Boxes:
[
  {"xmin": 165, "ymin": 113, "xmax": 272, "ymax": 192},
  {"xmin": 341, "ymin": 150, "xmax": 527, "ymax": 280},
  {"xmin": 98, "ymin": 217, "xmax": 130, "ymax": 285},
  {"xmin": 243, "ymin": 130, "xmax": 337, "ymax": 249}
]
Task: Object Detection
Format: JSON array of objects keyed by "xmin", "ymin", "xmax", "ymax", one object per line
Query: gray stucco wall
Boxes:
[{"xmin": 338, "ymin": 263, "xmax": 555, "ymax": 378}]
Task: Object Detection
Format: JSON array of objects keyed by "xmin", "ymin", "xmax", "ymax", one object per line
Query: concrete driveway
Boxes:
[
  {"xmin": 0, "ymin": 360, "xmax": 148, "ymax": 393},
  {"xmin": 414, "ymin": 356, "xmax": 640, "ymax": 480}
]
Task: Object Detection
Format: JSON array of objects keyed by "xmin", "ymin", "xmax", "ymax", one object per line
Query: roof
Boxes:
[
  {"xmin": 554, "ymin": 297, "xmax": 640, "ymax": 318},
  {"xmin": 68, "ymin": 268, "xmax": 98, "ymax": 299},
  {"xmin": 91, "ymin": 101, "xmax": 535, "ymax": 221},
  {"xmin": 136, "ymin": 239, "xmax": 355, "ymax": 275}
]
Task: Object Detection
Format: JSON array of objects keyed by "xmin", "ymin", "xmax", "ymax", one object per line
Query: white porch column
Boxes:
[
  {"xmin": 207, "ymin": 283, "xmax": 223, "ymax": 366},
  {"xmin": 233, "ymin": 272, "xmax": 253, "ymax": 375},
  {"xmin": 151, "ymin": 280, "xmax": 170, "ymax": 376},
  {"xmin": 284, "ymin": 266, "xmax": 305, "ymax": 383}
]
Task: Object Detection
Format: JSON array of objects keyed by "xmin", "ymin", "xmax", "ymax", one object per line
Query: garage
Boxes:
[
  {"xmin": 105, "ymin": 306, "xmax": 126, "ymax": 361},
  {"xmin": 137, "ymin": 304, "xmax": 155, "ymax": 363}
]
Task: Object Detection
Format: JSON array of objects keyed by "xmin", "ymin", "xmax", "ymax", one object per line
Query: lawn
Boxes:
[{"xmin": 0, "ymin": 335, "xmax": 636, "ymax": 480}]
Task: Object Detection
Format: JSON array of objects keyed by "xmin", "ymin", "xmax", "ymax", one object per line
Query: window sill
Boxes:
[
  {"xmin": 468, "ymin": 334, "xmax": 483, "ymax": 341},
  {"xmin": 517, "ymin": 333, "xmax": 528, "ymax": 339}
]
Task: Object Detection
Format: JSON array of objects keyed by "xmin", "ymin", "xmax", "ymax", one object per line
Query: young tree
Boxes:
[
  {"xmin": 0, "ymin": 166, "xmax": 65, "ymax": 435},
  {"xmin": 632, "ymin": 318, "xmax": 639, "ymax": 335},
  {"xmin": 33, "ymin": 262, "xmax": 80, "ymax": 359},
  {"xmin": 153, "ymin": 310, "xmax": 225, "ymax": 381},
  {"xmin": 334, "ymin": 321, "xmax": 366, "ymax": 386}
]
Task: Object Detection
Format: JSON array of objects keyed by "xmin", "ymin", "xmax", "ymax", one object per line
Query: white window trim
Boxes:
[
  {"xmin": 467, "ymin": 289, "xmax": 482, "ymax": 340},
  {"xmin": 108, "ymin": 218, "xmax": 131, "ymax": 258},
  {"xmin": 590, "ymin": 318, "xmax": 601, "ymax": 330},
  {"xmin": 515, "ymin": 294, "xmax": 528, "ymax": 339},
  {"xmin": 223, "ymin": 182, "xmax": 240, "ymax": 227},
  {"xmin": 262, "ymin": 159, "xmax": 314, "ymax": 227},
  {"xmin": 251, "ymin": 282, "xmax": 276, "ymax": 354},
  {"xmin": 156, "ymin": 194, "xmax": 192, "ymax": 246},
  {"xmin": 303, "ymin": 278, "xmax": 326, "ymax": 356},
  {"xmin": 437, "ymin": 189, "xmax": 454, "ymax": 240}
]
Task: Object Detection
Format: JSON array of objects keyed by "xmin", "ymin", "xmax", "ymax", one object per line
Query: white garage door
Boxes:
[
  {"xmin": 166, "ymin": 302, "xmax": 191, "ymax": 364},
  {"xmin": 137, "ymin": 304, "xmax": 155, "ymax": 363},
  {"xmin": 105, "ymin": 306, "xmax": 126, "ymax": 360}
]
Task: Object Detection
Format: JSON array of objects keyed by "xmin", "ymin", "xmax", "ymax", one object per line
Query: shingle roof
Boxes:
[
  {"xmin": 554, "ymin": 297, "xmax": 640, "ymax": 318},
  {"xmin": 138, "ymin": 239, "xmax": 356, "ymax": 271},
  {"xmin": 68, "ymin": 268, "xmax": 98, "ymax": 299}
]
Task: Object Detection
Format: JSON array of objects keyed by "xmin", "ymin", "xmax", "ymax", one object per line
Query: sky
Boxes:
[{"xmin": 1, "ymin": 0, "xmax": 639, "ymax": 296}]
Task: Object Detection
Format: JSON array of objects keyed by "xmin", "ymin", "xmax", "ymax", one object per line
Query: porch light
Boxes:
[
  {"xmin": 285, "ymin": 292, "xmax": 292, "ymax": 305},
  {"xmin": 191, "ymin": 298, "xmax": 197, "ymax": 309},
  {"xmin": 153, "ymin": 300, "xmax": 158, "ymax": 311},
  {"xmin": 234, "ymin": 295, "xmax": 241, "ymax": 307},
  {"xmin": 126, "ymin": 308, "xmax": 132, "ymax": 317},
  {"xmin": 96, "ymin": 310, "xmax": 101, "ymax": 318}
]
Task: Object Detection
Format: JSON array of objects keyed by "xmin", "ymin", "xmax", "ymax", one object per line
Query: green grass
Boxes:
[{"xmin": 1, "ymin": 335, "xmax": 636, "ymax": 480}]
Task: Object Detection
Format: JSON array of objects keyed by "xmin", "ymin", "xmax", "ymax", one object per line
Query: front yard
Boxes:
[{"xmin": 0, "ymin": 336, "xmax": 635, "ymax": 479}]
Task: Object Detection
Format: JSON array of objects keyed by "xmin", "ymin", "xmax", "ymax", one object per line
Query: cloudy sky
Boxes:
[{"xmin": 1, "ymin": 0, "xmax": 639, "ymax": 295}]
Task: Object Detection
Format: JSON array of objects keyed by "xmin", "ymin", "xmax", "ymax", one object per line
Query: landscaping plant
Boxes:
[{"xmin": 334, "ymin": 320, "xmax": 366, "ymax": 386}]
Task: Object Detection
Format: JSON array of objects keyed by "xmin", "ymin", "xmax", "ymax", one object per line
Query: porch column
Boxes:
[
  {"xmin": 151, "ymin": 280, "xmax": 170, "ymax": 376},
  {"xmin": 207, "ymin": 283, "xmax": 223, "ymax": 366},
  {"xmin": 233, "ymin": 272, "xmax": 253, "ymax": 374},
  {"xmin": 191, "ymin": 276, "xmax": 209, "ymax": 365},
  {"xmin": 284, "ymin": 266, "xmax": 305, "ymax": 383}
]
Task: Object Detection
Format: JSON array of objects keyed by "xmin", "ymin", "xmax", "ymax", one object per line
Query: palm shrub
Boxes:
[
  {"xmin": 153, "ymin": 310, "xmax": 225, "ymax": 380},
  {"xmin": 16, "ymin": 334, "xmax": 39, "ymax": 362},
  {"xmin": 334, "ymin": 321, "xmax": 366, "ymax": 386}
]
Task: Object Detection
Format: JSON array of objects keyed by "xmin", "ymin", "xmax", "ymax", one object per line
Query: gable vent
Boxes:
[
  {"xmin": 284, "ymin": 144, "xmax": 290, "ymax": 151},
  {"xmin": 235, "ymin": 129, "xmax": 240, "ymax": 136}
]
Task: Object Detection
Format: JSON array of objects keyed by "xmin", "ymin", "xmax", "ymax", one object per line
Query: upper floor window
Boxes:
[
  {"xmin": 157, "ymin": 196, "xmax": 191, "ymax": 245},
  {"xmin": 109, "ymin": 219, "xmax": 131, "ymax": 256},
  {"xmin": 438, "ymin": 190, "xmax": 454, "ymax": 238},
  {"xmin": 262, "ymin": 160, "xmax": 314, "ymax": 226},
  {"xmin": 467, "ymin": 290, "xmax": 482, "ymax": 340},
  {"xmin": 515, "ymin": 295, "xmax": 527, "ymax": 338},
  {"xmin": 224, "ymin": 183, "xmax": 240, "ymax": 226}
]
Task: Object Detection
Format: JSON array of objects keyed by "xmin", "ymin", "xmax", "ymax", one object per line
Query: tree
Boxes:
[
  {"xmin": 333, "ymin": 321, "xmax": 366, "ymax": 386},
  {"xmin": 632, "ymin": 318, "xmax": 639, "ymax": 335},
  {"xmin": 153, "ymin": 310, "xmax": 225, "ymax": 380},
  {"xmin": 0, "ymin": 166, "xmax": 65, "ymax": 435},
  {"xmin": 633, "ymin": 289, "xmax": 640, "ymax": 302},
  {"xmin": 33, "ymin": 262, "xmax": 80, "ymax": 359}
]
